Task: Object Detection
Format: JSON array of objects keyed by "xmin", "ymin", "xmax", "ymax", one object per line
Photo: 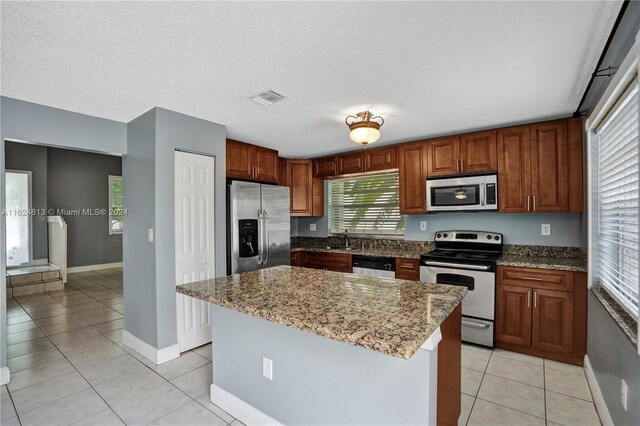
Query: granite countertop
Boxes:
[
  {"xmin": 176, "ymin": 265, "xmax": 466, "ymax": 359},
  {"xmin": 496, "ymin": 255, "xmax": 587, "ymax": 272},
  {"xmin": 291, "ymin": 246, "xmax": 424, "ymax": 259}
]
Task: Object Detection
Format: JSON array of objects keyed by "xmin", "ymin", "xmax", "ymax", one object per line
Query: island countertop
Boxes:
[{"xmin": 176, "ymin": 265, "xmax": 466, "ymax": 359}]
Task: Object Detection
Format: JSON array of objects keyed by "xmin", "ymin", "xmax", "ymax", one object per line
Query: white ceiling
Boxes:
[{"xmin": 1, "ymin": 1, "xmax": 622, "ymax": 157}]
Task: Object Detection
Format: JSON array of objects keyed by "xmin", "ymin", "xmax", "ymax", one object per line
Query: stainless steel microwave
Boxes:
[{"xmin": 426, "ymin": 173, "xmax": 498, "ymax": 212}]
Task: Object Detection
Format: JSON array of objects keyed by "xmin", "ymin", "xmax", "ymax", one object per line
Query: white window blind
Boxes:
[
  {"xmin": 596, "ymin": 81, "xmax": 639, "ymax": 319},
  {"xmin": 329, "ymin": 173, "xmax": 404, "ymax": 236}
]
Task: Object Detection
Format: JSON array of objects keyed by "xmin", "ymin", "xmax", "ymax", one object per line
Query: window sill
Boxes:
[{"xmin": 591, "ymin": 286, "xmax": 638, "ymax": 347}]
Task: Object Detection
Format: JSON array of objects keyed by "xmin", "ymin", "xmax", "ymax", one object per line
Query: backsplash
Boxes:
[
  {"xmin": 502, "ymin": 245, "xmax": 586, "ymax": 258},
  {"xmin": 291, "ymin": 237, "xmax": 434, "ymax": 253}
]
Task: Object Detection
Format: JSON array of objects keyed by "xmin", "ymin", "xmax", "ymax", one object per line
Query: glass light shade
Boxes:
[{"xmin": 349, "ymin": 126, "xmax": 381, "ymax": 145}]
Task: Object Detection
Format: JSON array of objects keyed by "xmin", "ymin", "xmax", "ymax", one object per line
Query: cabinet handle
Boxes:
[
  {"xmin": 527, "ymin": 289, "xmax": 531, "ymax": 307},
  {"xmin": 533, "ymin": 195, "xmax": 536, "ymax": 212},
  {"xmin": 460, "ymin": 158, "xmax": 464, "ymax": 173},
  {"xmin": 534, "ymin": 290, "xmax": 538, "ymax": 308},
  {"xmin": 527, "ymin": 196, "xmax": 531, "ymax": 212},
  {"xmin": 521, "ymin": 276, "xmax": 543, "ymax": 281},
  {"xmin": 456, "ymin": 159, "xmax": 460, "ymax": 173}
]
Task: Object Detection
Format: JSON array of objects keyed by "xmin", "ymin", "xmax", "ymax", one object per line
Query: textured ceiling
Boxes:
[{"xmin": 1, "ymin": 1, "xmax": 622, "ymax": 157}]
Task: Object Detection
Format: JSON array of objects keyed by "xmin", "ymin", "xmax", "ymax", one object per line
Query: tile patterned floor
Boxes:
[
  {"xmin": 460, "ymin": 344, "xmax": 602, "ymax": 426},
  {"xmin": 2, "ymin": 268, "xmax": 242, "ymax": 426},
  {"xmin": 3, "ymin": 267, "xmax": 601, "ymax": 425}
]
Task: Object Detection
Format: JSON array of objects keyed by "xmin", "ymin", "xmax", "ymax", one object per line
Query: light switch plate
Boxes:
[
  {"xmin": 420, "ymin": 221, "xmax": 427, "ymax": 231},
  {"xmin": 147, "ymin": 228, "xmax": 154, "ymax": 242},
  {"xmin": 310, "ymin": 223, "xmax": 317, "ymax": 232},
  {"xmin": 541, "ymin": 224, "xmax": 551, "ymax": 236}
]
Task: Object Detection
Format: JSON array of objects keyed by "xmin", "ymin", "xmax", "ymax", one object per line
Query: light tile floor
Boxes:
[
  {"xmin": 460, "ymin": 344, "xmax": 602, "ymax": 426},
  {"xmin": 3, "ymin": 267, "xmax": 601, "ymax": 425},
  {"xmin": 2, "ymin": 268, "xmax": 242, "ymax": 426}
]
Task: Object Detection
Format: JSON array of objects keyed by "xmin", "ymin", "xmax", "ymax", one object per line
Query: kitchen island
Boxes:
[{"xmin": 177, "ymin": 265, "xmax": 466, "ymax": 425}]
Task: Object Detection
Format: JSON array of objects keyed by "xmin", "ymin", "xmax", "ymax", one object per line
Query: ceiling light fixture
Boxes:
[{"xmin": 345, "ymin": 111, "xmax": 384, "ymax": 149}]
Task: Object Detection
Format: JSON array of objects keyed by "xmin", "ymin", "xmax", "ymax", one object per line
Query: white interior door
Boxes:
[{"xmin": 175, "ymin": 150, "xmax": 215, "ymax": 352}]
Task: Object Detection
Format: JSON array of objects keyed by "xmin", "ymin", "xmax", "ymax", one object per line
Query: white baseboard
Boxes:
[
  {"xmin": 67, "ymin": 262, "xmax": 122, "ymax": 273},
  {"xmin": 0, "ymin": 367, "xmax": 10, "ymax": 385},
  {"xmin": 210, "ymin": 384, "xmax": 282, "ymax": 426},
  {"xmin": 584, "ymin": 355, "xmax": 614, "ymax": 426},
  {"xmin": 122, "ymin": 330, "xmax": 180, "ymax": 365}
]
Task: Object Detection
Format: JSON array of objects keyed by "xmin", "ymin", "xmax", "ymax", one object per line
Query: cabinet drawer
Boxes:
[
  {"xmin": 395, "ymin": 258, "xmax": 420, "ymax": 281},
  {"xmin": 497, "ymin": 266, "xmax": 573, "ymax": 292},
  {"xmin": 302, "ymin": 252, "xmax": 352, "ymax": 273}
]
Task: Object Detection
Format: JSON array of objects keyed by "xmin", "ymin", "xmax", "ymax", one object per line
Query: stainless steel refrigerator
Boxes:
[{"xmin": 227, "ymin": 181, "xmax": 291, "ymax": 274}]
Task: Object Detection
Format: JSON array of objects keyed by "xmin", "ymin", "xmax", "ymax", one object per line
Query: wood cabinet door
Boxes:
[
  {"xmin": 497, "ymin": 126, "xmax": 532, "ymax": 213},
  {"xmin": 532, "ymin": 289, "xmax": 573, "ymax": 355},
  {"xmin": 254, "ymin": 147, "xmax": 279, "ymax": 183},
  {"xmin": 277, "ymin": 157, "xmax": 287, "ymax": 186},
  {"xmin": 427, "ymin": 136, "xmax": 460, "ymax": 177},
  {"xmin": 530, "ymin": 121, "xmax": 569, "ymax": 212},
  {"xmin": 496, "ymin": 285, "xmax": 532, "ymax": 347},
  {"xmin": 365, "ymin": 146, "xmax": 397, "ymax": 172},
  {"xmin": 336, "ymin": 152, "xmax": 365, "ymax": 175},
  {"xmin": 313, "ymin": 157, "xmax": 337, "ymax": 177},
  {"xmin": 460, "ymin": 130, "xmax": 497, "ymax": 173},
  {"xmin": 287, "ymin": 159, "xmax": 313, "ymax": 216},
  {"xmin": 226, "ymin": 139, "xmax": 254, "ymax": 180},
  {"xmin": 395, "ymin": 258, "xmax": 420, "ymax": 281},
  {"xmin": 398, "ymin": 141, "xmax": 428, "ymax": 214}
]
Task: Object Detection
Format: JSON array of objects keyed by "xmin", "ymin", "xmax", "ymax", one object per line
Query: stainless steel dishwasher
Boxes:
[{"xmin": 351, "ymin": 255, "xmax": 396, "ymax": 278}]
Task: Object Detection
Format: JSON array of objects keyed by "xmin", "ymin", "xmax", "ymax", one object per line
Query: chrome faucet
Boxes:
[{"xmin": 344, "ymin": 230, "xmax": 350, "ymax": 249}]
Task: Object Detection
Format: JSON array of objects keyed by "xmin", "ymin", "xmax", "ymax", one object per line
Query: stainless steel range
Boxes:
[{"xmin": 420, "ymin": 230, "xmax": 502, "ymax": 347}]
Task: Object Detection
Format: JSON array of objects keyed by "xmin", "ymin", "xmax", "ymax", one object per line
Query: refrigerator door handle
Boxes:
[
  {"xmin": 257, "ymin": 209, "xmax": 264, "ymax": 265},
  {"xmin": 263, "ymin": 210, "xmax": 270, "ymax": 264}
]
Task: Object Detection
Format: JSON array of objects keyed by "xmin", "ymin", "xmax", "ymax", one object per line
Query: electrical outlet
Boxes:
[
  {"xmin": 310, "ymin": 223, "xmax": 317, "ymax": 232},
  {"xmin": 621, "ymin": 379, "xmax": 628, "ymax": 411},
  {"xmin": 420, "ymin": 221, "xmax": 427, "ymax": 231},
  {"xmin": 262, "ymin": 357, "xmax": 273, "ymax": 380},
  {"xmin": 541, "ymin": 224, "xmax": 551, "ymax": 236},
  {"xmin": 147, "ymin": 228, "xmax": 154, "ymax": 242}
]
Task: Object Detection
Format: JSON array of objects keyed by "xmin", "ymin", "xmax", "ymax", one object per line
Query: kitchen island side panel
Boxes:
[{"xmin": 211, "ymin": 305, "xmax": 438, "ymax": 426}]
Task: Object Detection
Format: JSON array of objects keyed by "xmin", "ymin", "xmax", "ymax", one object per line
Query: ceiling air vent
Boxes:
[{"xmin": 251, "ymin": 89, "xmax": 287, "ymax": 106}]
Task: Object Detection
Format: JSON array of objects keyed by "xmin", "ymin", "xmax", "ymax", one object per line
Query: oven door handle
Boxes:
[
  {"xmin": 424, "ymin": 261, "xmax": 491, "ymax": 271},
  {"xmin": 462, "ymin": 320, "xmax": 490, "ymax": 329}
]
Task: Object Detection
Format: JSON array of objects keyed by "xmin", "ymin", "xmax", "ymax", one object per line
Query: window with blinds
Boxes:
[
  {"xmin": 328, "ymin": 173, "xmax": 404, "ymax": 236},
  {"xmin": 596, "ymin": 81, "xmax": 639, "ymax": 319}
]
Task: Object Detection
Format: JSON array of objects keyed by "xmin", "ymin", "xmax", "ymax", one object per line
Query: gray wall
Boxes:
[
  {"xmin": 4, "ymin": 142, "xmax": 48, "ymax": 261},
  {"xmin": 123, "ymin": 109, "xmax": 158, "ymax": 347},
  {"xmin": 293, "ymin": 181, "xmax": 582, "ymax": 246},
  {"xmin": 124, "ymin": 107, "xmax": 226, "ymax": 350},
  {"xmin": 212, "ymin": 305, "xmax": 437, "ymax": 425},
  {"xmin": 587, "ymin": 293, "xmax": 640, "ymax": 425},
  {"xmin": 1, "ymin": 96, "xmax": 127, "ymax": 373},
  {"xmin": 47, "ymin": 147, "xmax": 122, "ymax": 267}
]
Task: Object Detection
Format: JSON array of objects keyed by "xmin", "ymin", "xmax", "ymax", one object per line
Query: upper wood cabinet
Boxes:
[
  {"xmin": 497, "ymin": 119, "xmax": 580, "ymax": 213},
  {"xmin": 365, "ymin": 146, "xmax": 397, "ymax": 172},
  {"xmin": 427, "ymin": 136, "xmax": 460, "ymax": 177},
  {"xmin": 286, "ymin": 159, "xmax": 323, "ymax": 217},
  {"xmin": 313, "ymin": 157, "xmax": 337, "ymax": 178},
  {"xmin": 427, "ymin": 131, "xmax": 497, "ymax": 177},
  {"xmin": 226, "ymin": 139, "xmax": 279, "ymax": 183},
  {"xmin": 336, "ymin": 151, "xmax": 366, "ymax": 175},
  {"xmin": 277, "ymin": 157, "xmax": 287, "ymax": 186},
  {"xmin": 460, "ymin": 130, "xmax": 497, "ymax": 173},
  {"xmin": 398, "ymin": 141, "xmax": 428, "ymax": 214}
]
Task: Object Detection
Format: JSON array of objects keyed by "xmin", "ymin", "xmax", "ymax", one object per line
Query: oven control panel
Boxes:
[{"xmin": 434, "ymin": 231, "xmax": 502, "ymax": 244}]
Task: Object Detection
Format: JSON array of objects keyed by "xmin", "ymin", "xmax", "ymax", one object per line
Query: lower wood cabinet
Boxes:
[
  {"xmin": 290, "ymin": 251, "xmax": 302, "ymax": 267},
  {"xmin": 395, "ymin": 258, "xmax": 420, "ymax": 281},
  {"xmin": 299, "ymin": 251, "xmax": 352, "ymax": 273},
  {"xmin": 496, "ymin": 266, "xmax": 586, "ymax": 365}
]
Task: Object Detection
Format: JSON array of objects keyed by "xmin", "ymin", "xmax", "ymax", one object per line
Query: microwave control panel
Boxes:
[{"xmin": 486, "ymin": 183, "xmax": 496, "ymax": 205}]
